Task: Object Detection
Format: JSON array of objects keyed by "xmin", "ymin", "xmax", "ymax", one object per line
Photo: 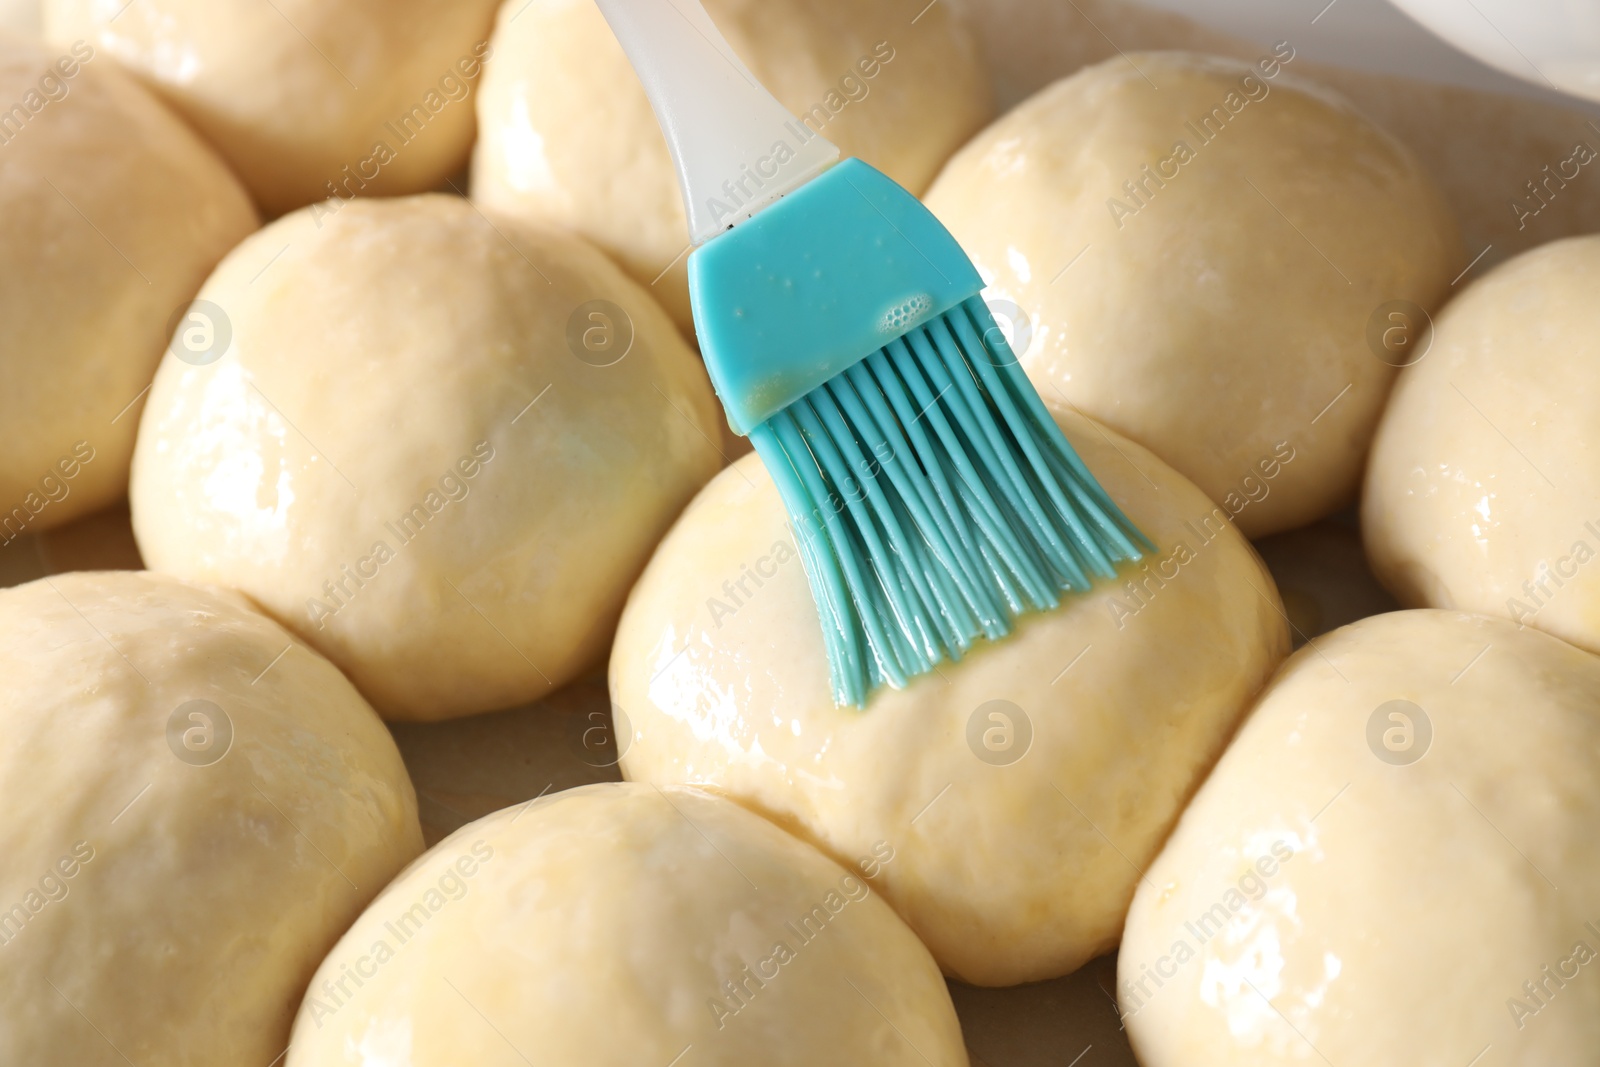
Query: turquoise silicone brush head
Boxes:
[
  {"xmin": 596, "ymin": 0, "xmax": 1153, "ymax": 706},
  {"xmin": 690, "ymin": 159, "xmax": 1153, "ymax": 705}
]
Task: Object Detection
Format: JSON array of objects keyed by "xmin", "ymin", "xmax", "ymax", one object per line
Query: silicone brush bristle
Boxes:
[{"xmin": 748, "ymin": 295, "xmax": 1155, "ymax": 707}]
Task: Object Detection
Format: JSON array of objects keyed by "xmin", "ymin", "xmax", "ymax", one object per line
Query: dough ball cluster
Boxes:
[
  {"xmin": 131, "ymin": 194, "xmax": 724, "ymax": 721},
  {"xmin": 7, "ymin": 0, "xmax": 1597, "ymax": 1060},
  {"xmin": 0, "ymin": 571, "xmax": 422, "ymax": 1066},
  {"xmin": 611, "ymin": 409, "xmax": 1290, "ymax": 985}
]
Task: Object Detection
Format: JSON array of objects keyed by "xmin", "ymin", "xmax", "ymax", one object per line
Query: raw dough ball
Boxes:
[
  {"xmin": 1120, "ymin": 609, "xmax": 1600, "ymax": 1064},
  {"xmin": 611, "ymin": 408, "xmax": 1290, "ymax": 985},
  {"xmin": 924, "ymin": 51, "xmax": 1461, "ymax": 537},
  {"xmin": 44, "ymin": 0, "xmax": 501, "ymax": 215},
  {"xmin": 1364, "ymin": 236, "xmax": 1600, "ymax": 656},
  {"xmin": 0, "ymin": 34, "xmax": 256, "ymax": 535},
  {"xmin": 286, "ymin": 782, "xmax": 967, "ymax": 1066},
  {"xmin": 131, "ymin": 194, "xmax": 723, "ymax": 721},
  {"xmin": 471, "ymin": 0, "xmax": 993, "ymax": 331},
  {"xmin": 0, "ymin": 570, "xmax": 422, "ymax": 1066}
]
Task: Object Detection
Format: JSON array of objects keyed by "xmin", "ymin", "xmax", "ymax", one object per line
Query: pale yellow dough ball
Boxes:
[
  {"xmin": 286, "ymin": 782, "xmax": 968, "ymax": 1066},
  {"xmin": 44, "ymin": 0, "xmax": 501, "ymax": 215},
  {"xmin": 924, "ymin": 50, "xmax": 1462, "ymax": 537},
  {"xmin": 1365, "ymin": 235, "xmax": 1600, "ymax": 655},
  {"xmin": 131, "ymin": 194, "xmax": 723, "ymax": 721},
  {"xmin": 0, "ymin": 34, "xmax": 256, "ymax": 536},
  {"xmin": 1121, "ymin": 609, "xmax": 1600, "ymax": 1065},
  {"xmin": 470, "ymin": 0, "xmax": 993, "ymax": 331},
  {"xmin": 611, "ymin": 409, "xmax": 1290, "ymax": 985},
  {"xmin": 0, "ymin": 570, "xmax": 422, "ymax": 1067}
]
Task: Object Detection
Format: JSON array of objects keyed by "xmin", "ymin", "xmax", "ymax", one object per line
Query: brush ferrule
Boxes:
[{"xmin": 688, "ymin": 159, "xmax": 982, "ymax": 437}]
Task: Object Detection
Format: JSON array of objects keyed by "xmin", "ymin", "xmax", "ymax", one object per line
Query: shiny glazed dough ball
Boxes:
[
  {"xmin": 610, "ymin": 409, "xmax": 1291, "ymax": 985},
  {"xmin": 44, "ymin": 0, "xmax": 501, "ymax": 215},
  {"xmin": 286, "ymin": 782, "xmax": 967, "ymax": 1066},
  {"xmin": 924, "ymin": 51, "xmax": 1462, "ymax": 537},
  {"xmin": 1364, "ymin": 236, "xmax": 1600, "ymax": 656},
  {"xmin": 0, "ymin": 35, "xmax": 255, "ymax": 535},
  {"xmin": 0, "ymin": 570, "xmax": 422, "ymax": 1067},
  {"xmin": 1120, "ymin": 610, "xmax": 1600, "ymax": 1064},
  {"xmin": 130, "ymin": 194, "xmax": 723, "ymax": 721},
  {"xmin": 470, "ymin": 0, "xmax": 993, "ymax": 331}
]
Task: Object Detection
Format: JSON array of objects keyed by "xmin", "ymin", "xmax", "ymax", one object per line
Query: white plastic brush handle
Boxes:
[{"xmin": 593, "ymin": 0, "xmax": 840, "ymax": 245}]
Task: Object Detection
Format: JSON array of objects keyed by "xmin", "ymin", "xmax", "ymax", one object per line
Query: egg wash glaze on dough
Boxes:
[
  {"xmin": 304, "ymin": 441, "xmax": 495, "ymax": 630},
  {"xmin": 706, "ymin": 840, "xmax": 895, "ymax": 1030},
  {"xmin": 1108, "ymin": 442, "xmax": 1295, "ymax": 628},
  {"xmin": 1105, "ymin": 41, "xmax": 1297, "ymax": 230},
  {"xmin": 1505, "ymin": 927, "xmax": 1600, "ymax": 1030},
  {"xmin": 303, "ymin": 839, "xmax": 495, "ymax": 1028}
]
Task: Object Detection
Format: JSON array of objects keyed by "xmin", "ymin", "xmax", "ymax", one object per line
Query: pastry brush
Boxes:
[{"xmin": 595, "ymin": 0, "xmax": 1154, "ymax": 706}]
